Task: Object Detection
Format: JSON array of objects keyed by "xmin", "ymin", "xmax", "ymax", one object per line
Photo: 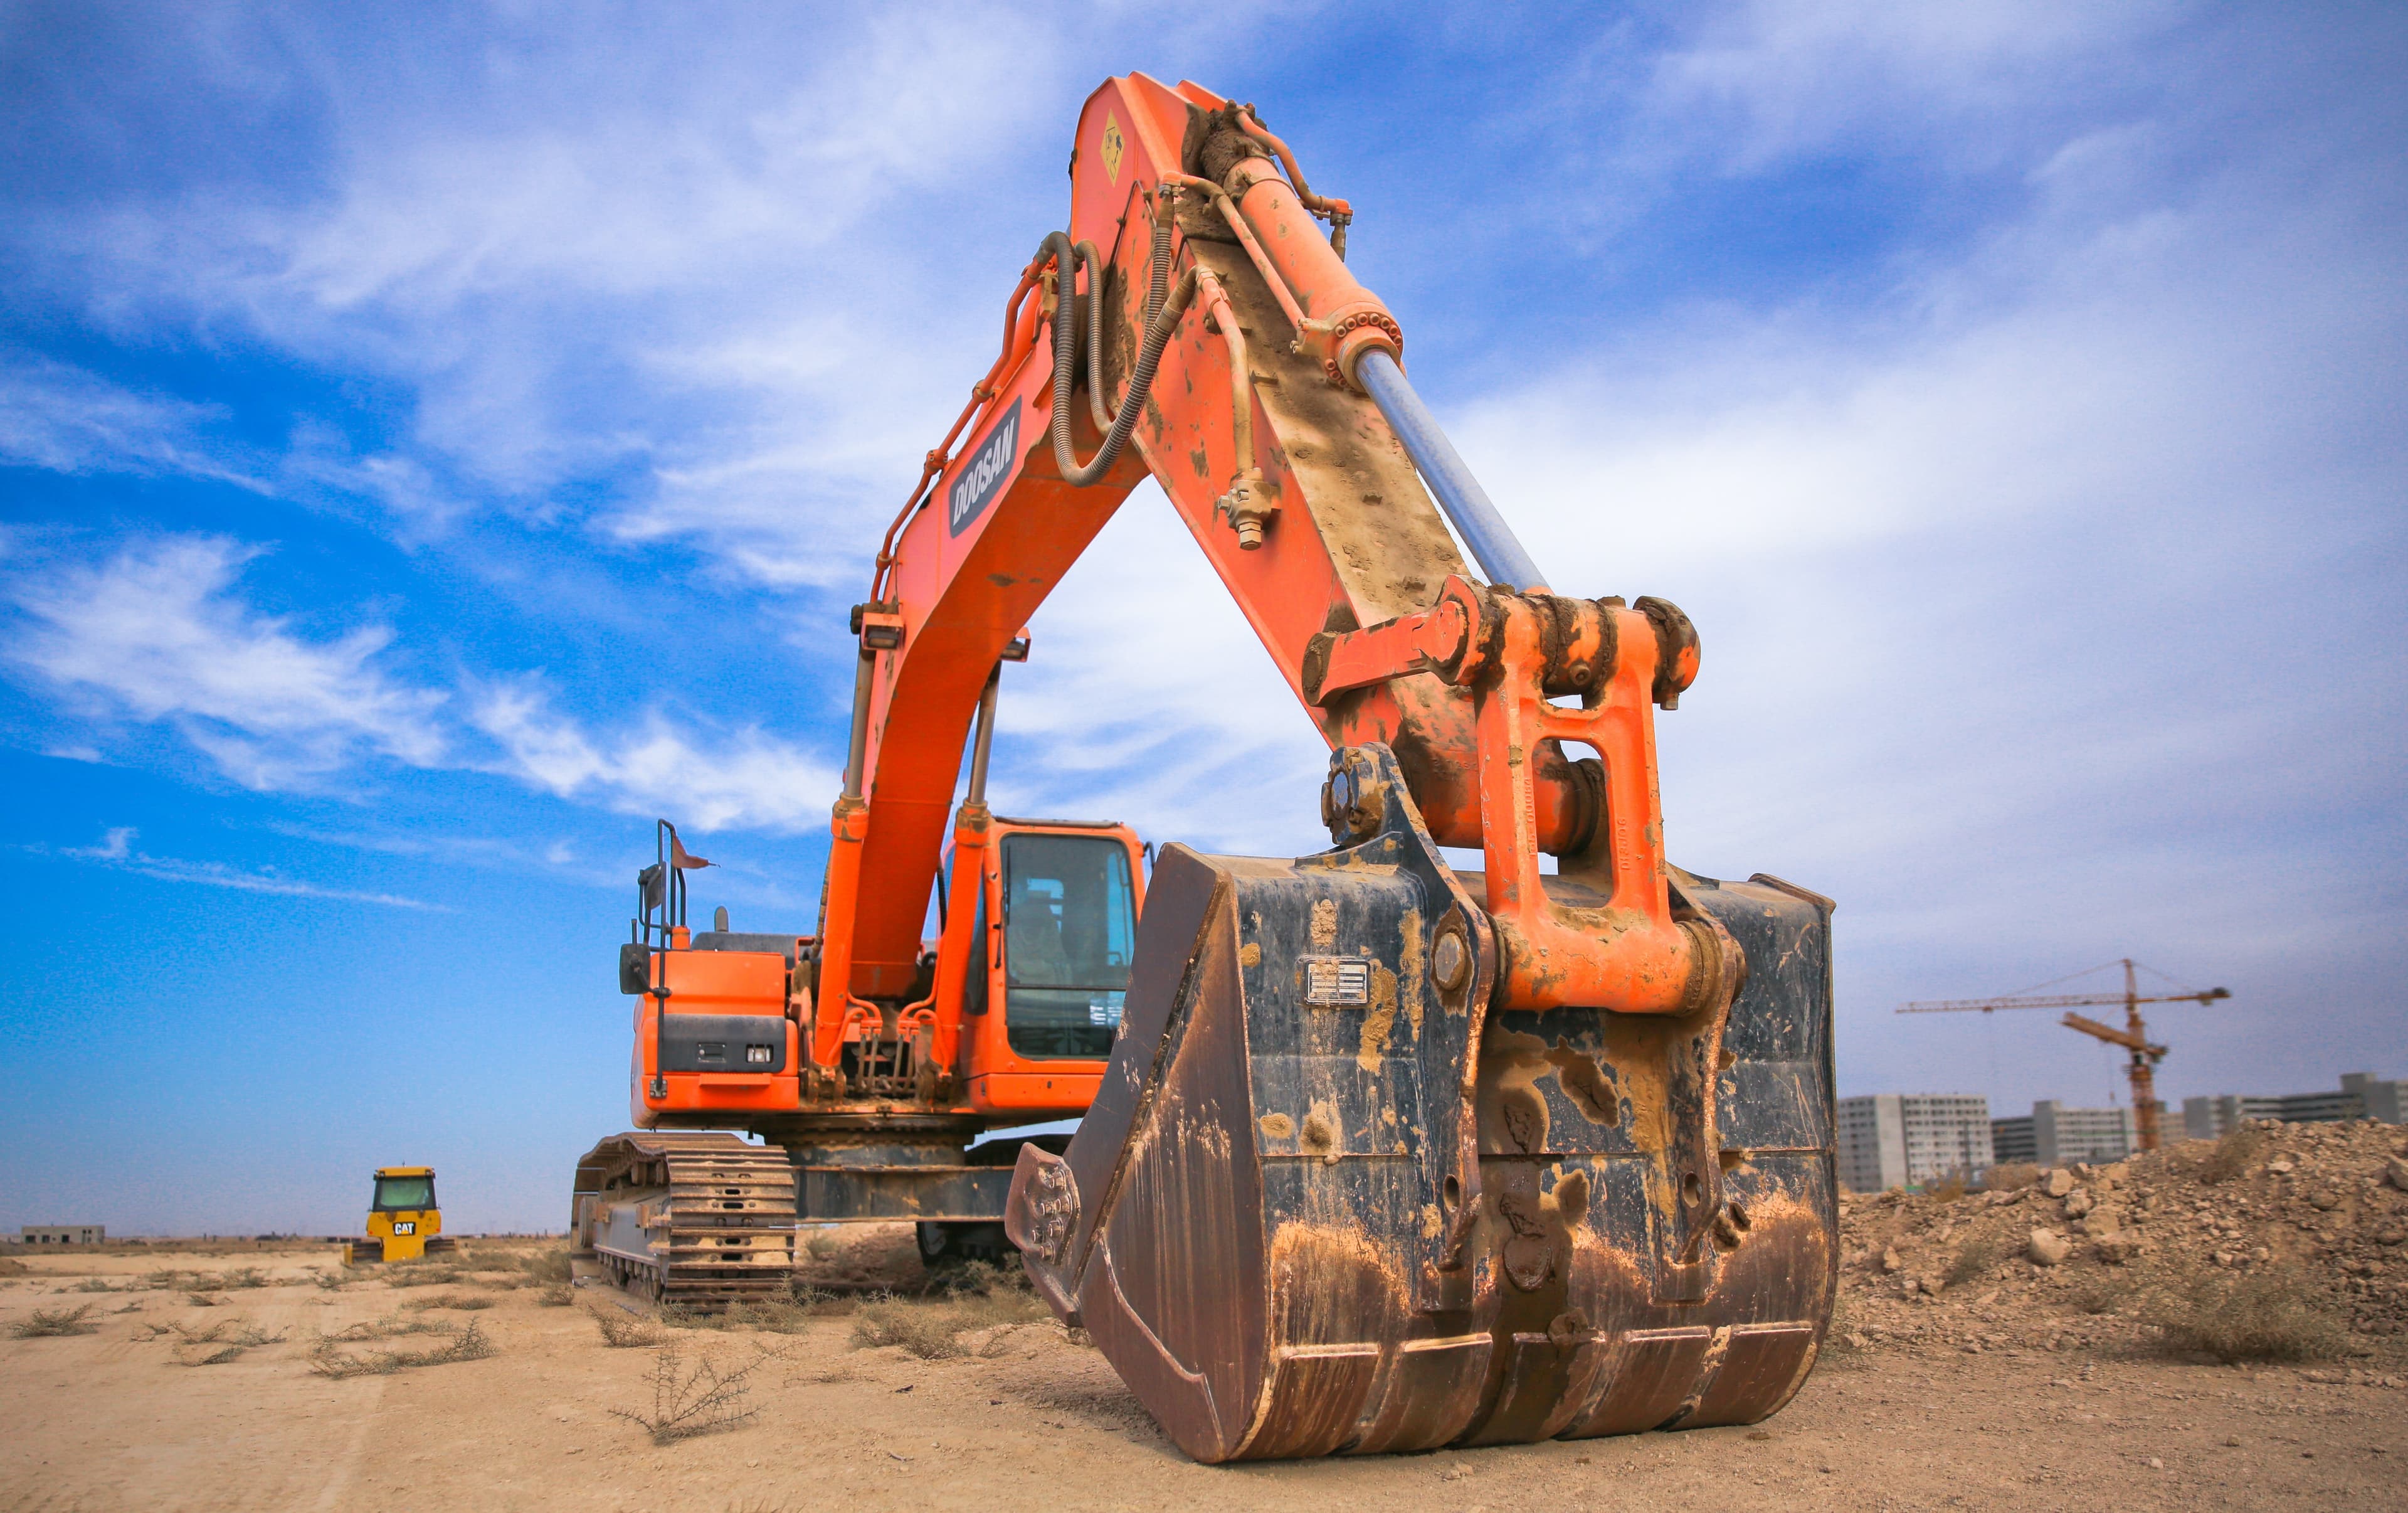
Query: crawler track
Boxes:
[{"xmin": 571, "ymin": 1132, "xmax": 796, "ymax": 1308}]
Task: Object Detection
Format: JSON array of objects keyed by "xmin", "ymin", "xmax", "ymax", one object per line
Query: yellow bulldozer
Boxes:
[{"xmin": 342, "ymin": 1165, "xmax": 457, "ymax": 1265}]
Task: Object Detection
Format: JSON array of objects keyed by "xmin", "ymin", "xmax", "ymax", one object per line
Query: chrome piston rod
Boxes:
[{"xmin": 1356, "ymin": 348, "xmax": 1546, "ymax": 592}]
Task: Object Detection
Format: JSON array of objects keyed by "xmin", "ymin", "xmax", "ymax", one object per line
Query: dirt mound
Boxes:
[{"xmin": 1834, "ymin": 1118, "xmax": 2408, "ymax": 1374}]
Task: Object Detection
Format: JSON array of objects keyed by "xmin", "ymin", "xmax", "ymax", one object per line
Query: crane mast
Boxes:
[{"xmin": 1899, "ymin": 958, "xmax": 2233, "ymax": 1151}]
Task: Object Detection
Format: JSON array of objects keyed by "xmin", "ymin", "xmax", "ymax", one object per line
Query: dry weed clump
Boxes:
[
  {"xmin": 315, "ymin": 1315, "xmax": 460, "ymax": 1344},
  {"xmin": 1943, "ymin": 1234, "xmax": 2007, "ymax": 1290},
  {"xmin": 382, "ymin": 1264, "xmax": 466, "ymax": 1289},
  {"xmin": 309, "ymin": 1319, "xmax": 496, "ymax": 1378},
  {"xmin": 590, "ymin": 1307, "xmax": 668, "ymax": 1348},
  {"xmin": 537, "ymin": 1283, "xmax": 576, "ymax": 1307},
  {"xmin": 399, "ymin": 1293, "xmax": 495, "ymax": 1312},
  {"xmin": 65, "ymin": 1277, "xmax": 122, "ymax": 1293},
  {"xmin": 10, "ymin": 1305, "xmax": 99, "ymax": 1338},
  {"xmin": 143, "ymin": 1319, "xmax": 288, "ymax": 1365},
  {"xmin": 185, "ymin": 1291, "xmax": 221, "ymax": 1308},
  {"xmin": 517, "ymin": 1248, "xmax": 574, "ymax": 1286},
  {"xmin": 848, "ymin": 1263, "xmax": 1051, "ymax": 1360},
  {"xmin": 611, "ymin": 1344, "xmax": 778, "ymax": 1444},
  {"xmin": 2139, "ymin": 1259, "xmax": 2349, "ymax": 1362}
]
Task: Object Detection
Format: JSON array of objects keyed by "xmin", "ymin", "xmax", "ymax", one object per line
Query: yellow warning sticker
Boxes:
[{"xmin": 1101, "ymin": 112, "xmax": 1125, "ymax": 184}]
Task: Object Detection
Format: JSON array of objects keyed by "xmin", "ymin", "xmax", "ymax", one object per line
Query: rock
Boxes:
[
  {"xmin": 2093, "ymin": 1232, "xmax": 2134, "ymax": 1265},
  {"xmin": 2268, "ymin": 1159, "xmax": 2295, "ymax": 1174},
  {"xmin": 2386, "ymin": 1155, "xmax": 2408, "ymax": 1191},
  {"xmin": 2063, "ymin": 1187, "xmax": 2096, "ymax": 1219},
  {"xmin": 2042, "ymin": 1169, "xmax": 2077, "ymax": 1198},
  {"xmin": 1881, "ymin": 1246, "xmax": 1903, "ymax": 1273},
  {"xmin": 2029, "ymin": 1229, "xmax": 2072, "ymax": 1266}
]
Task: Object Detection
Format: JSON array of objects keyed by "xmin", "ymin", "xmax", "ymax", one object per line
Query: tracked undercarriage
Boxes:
[{"xmin": 569, "ymin": 1132, "xmax": 798, "ymax": 1306}]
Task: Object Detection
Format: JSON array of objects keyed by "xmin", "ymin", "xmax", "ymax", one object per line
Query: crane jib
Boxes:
[{"xmin": 948, "ymin": 398, "xmax": 1023, "ymax": 537}]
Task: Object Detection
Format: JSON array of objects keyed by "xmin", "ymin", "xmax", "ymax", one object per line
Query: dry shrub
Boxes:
[
  {"xmin": 161, "ymin": 1319, "xmax": 285, "ymax": 1365},
  {"xmin": 2198, "ymin": 1125, "xmax": 2266, "ymax": 1186},
  {"xmin": 850, "ymin": 1301, "xmax": 964, "ymax": 1359},
  {"xmin": 218, "ymin": 1267, "xmax": 271, "ymax": 1290},
  {"xmin": 399, "ymin": 1293, "xmax": 494, "ymax": 1312},
  {"xmin": 850, "ymin": 1268, "xmax": 1047, "ymax": 1361},
  {"xmin": 1943, "ymin": 1234, "xmax": 2007, "ymax": 1290},
  {"xmin": 1982, "ymin": 1162, "xmax": 2040, "ymax": 1192},
  {"xmin": 10, "ymin": 1305, "xmax": 98, "ymax": 1338},
  {"xmin": 312, "ymin": 1271, "xmax": 350, "ymax": 1291},
  {"xmin": 537, "ymin": 1284, "xmax": 576, "ymax": 1307},
  {"xmin": 66, "ymin": 1277, "xmax": 120, "ymax": 1293},
  {"xmin": 383, "ymin": 1264, "xmax": 465, "ymax": 1289},
  {"xmin": 309, "ymin": 1319, "xmax": 495, "ymax": 1378},
  {"xmin": 590, "ymin": 1307, "xmax": 667, "ymax": 1349},
  {"xmin": 1918, "ymin": 1171, "xmax": 1972, "ymax": 1204},
  {"xmin": 316, "ymin": 1315, "xmax": 458, "ymax": 1343},
  {"xmin": 2140, "ymin": 1259, "xmax": 2347, "ymax": 1362},
  {"xmin": 517, "ymin": 1248, "xmax": 574, "ymax": 1286},
  {"xmin": 611, "ymin": 1344, "xmax": 777, "ymax": 1444},
  {"xmin": 2069, "ymin": 1273, "xmax": 2136, "ymax": 1315}
]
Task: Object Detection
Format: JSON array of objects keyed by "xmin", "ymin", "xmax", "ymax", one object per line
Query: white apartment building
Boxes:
[
  {"xmin": 1991, "ymin": 1100, "xmax": 2138, "ymax": 1167},
  {"xmin": 1837, "ymin": 1093, "xmax": 1993, "ymax": 1191},
  {"xmin": 2182, "ymin": 1071, "xmax": 2404, "ymax": 1138}
]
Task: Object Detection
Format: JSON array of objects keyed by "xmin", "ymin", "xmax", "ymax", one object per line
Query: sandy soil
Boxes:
[{"xmin": 2, "ymin": 1232, "xmax": 2402, "ymax": 1513}]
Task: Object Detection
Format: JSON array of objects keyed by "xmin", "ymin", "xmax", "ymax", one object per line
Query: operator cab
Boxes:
[{"xmin": 958, "ymin": 817, "xmax": 1144, "ymax": 1109}]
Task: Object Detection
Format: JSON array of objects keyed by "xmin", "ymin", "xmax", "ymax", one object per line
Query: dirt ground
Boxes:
[{"xmin": 3, "ymin": 1207, "xmax": 2402, "ymax": 1513}]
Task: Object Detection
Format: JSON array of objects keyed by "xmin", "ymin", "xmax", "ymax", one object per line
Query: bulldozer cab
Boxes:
[
  {"xmin": 958, "ymin": 819, "xmax": 1143, "ymax": 1110},
  {"xmin": 346, "ymin": 1165, "xmax": 453, "ymax": 1265}
]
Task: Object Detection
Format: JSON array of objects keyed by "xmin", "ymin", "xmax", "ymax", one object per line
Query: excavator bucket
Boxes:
[{"xmin": 1008, "ymin": 743, "xmax": 1837, "ymax": 1462}]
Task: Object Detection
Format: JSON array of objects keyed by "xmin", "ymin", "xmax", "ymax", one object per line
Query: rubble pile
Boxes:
[{"xmin": 1830, "ymin": 1118, "xmax": 2408, "ymax": 1368}]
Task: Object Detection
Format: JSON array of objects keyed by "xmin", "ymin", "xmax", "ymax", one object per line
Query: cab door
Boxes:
[{"xmin": 963, "ymin": 825, "xmax": 1143, "ymax": 1112}]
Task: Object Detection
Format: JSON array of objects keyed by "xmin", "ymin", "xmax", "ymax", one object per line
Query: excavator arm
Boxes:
[{"xmin": 805, "ymin": 73, "xmax": 1839, "ymax": 1463}]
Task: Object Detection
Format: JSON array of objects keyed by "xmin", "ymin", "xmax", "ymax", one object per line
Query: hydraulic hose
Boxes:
[{"xmin": 1043, "ymin": 207, "xmax": 1172, "ymax": 486}]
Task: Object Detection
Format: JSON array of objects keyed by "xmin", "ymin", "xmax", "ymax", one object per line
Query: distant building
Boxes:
[
  {"xmin": 1990, "ymin": 1101, "xmax": 2137, "ymax": 1167},
  {"xmin": 1838, "ymin": 1094, "xmax": 1992, "ymax": 1191},
  {"xmin": 2183, "ymin": 1071, "xmax": 2405, "ymax": 1138},
  {"xmin": 1991, "ymin": 1114, "xmax": 2037, "ymax": 1165},
  {"xmin": 18, "ymin": 1225, "xmax": 105, "ymax": 1245}
]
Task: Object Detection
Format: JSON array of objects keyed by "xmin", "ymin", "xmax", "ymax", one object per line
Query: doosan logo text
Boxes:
[{"xmin": 948, "ymin": 398, "xmax": 1022, "ymax": 538}]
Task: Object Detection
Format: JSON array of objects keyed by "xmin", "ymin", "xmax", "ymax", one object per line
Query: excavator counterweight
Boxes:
[{"xmin": 574, "ymin": 70, "xmax": 1838, "ymax": 1462}]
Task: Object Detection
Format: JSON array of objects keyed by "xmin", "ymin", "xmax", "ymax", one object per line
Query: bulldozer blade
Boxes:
[{"xmin": 1008, "ymin": 742, "xmax": 1837, "ymax": 1463}]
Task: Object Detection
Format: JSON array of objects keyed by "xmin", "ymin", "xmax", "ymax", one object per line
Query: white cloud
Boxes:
[
  {"xmin": 4, "ymin": 534, "xmax": 446, "ymax": 787},
  {"xmin": 0, "ymin": 351, "xmax": 270, "ymax": 491},
  {"xmin": 470, "ymin": 677, "xmax": 837, "ymax": 834},
  {"xmin": 55, "ymin": 825, "xmax": 443, "ymax": 910},
  {"xmin": 4, "ymin": 531, "xmax": 844, "ymax": 834}
]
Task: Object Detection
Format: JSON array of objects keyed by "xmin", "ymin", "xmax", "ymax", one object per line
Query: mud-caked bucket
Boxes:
[{"xmin": 1008, "ymin": 743, "xmax": 1839, "ymax": 1462}]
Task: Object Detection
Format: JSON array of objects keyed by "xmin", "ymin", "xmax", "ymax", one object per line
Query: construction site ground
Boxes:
[{"xmin": 4, "ymin": 1120, "xmax": 2403, "ymax": 1512}]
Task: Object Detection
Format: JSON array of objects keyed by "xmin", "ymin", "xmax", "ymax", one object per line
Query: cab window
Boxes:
[
  {"xmin": 1001, "ymin": 833, "xmax": 1135, "ymax": 1059},
  {"xmin": 373, "ymin": 1175, "xmax": 436, "ymax": 1211}
]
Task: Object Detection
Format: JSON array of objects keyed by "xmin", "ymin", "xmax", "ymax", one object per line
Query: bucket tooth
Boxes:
[{"xmin": 1008, "ymin": 742, "xmax": 1838, "ymax": 1462}]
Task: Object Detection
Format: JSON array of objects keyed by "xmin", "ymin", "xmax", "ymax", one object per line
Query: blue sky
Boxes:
[{"xmin": 3, "ymin": 3, "xmax": 2401, "ymax": 1234}]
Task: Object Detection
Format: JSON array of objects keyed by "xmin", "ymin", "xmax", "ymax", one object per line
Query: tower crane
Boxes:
[{"xmin": 1898, "ymin": 959, "xmax": 2230, "ymax": 1151}]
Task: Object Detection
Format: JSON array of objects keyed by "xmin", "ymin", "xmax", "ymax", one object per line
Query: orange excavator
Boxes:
[{"xmin": 571, "ymin": 73, "xmax": 1839, "ymax": 1462}]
